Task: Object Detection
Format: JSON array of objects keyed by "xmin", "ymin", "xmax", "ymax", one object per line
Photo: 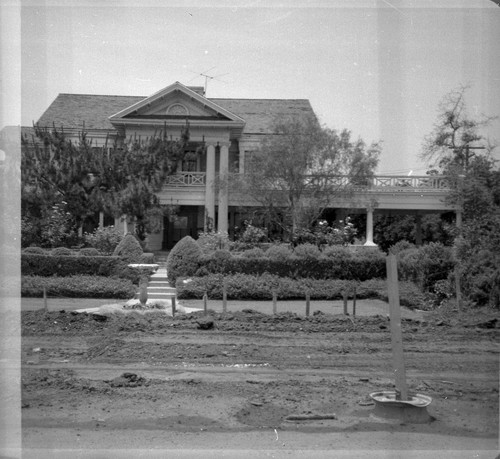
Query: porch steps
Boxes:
[{"xmin": 135, "ymin": 265, "xmax": 177, "ymax": 301}]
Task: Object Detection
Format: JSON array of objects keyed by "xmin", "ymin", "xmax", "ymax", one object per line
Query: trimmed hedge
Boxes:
[
  {"xmin": 22, "ymin": 275, "xmax": 136, "ymax": 299},
  {"xmin": 176, "ymin": 273, "xmax": 425, "ymax": 309},
  {"xmin": 167, "ymin": 236, "xmax": 202, "ymax": 283},
  {"xmin": 196, "ymin": 252, "xmax": 386, "ymax": 281},
  {"xmin": 21, "ymin": 253, "xmax": 141, "ymax": 283}
]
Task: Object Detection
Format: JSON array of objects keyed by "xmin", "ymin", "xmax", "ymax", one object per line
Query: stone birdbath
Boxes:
[{"xmin": 128, "ymin": 264, "xmax": 160, "ymax": 306}]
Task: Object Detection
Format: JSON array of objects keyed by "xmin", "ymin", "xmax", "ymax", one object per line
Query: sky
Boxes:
[{"xmin": 1, "ymin": 0, "xmax": 499, "ymax": 174}]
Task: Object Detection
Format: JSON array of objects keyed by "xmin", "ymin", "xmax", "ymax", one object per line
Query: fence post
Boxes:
[
  {"xmin": 343, "ymin": 291, "xmax": 348, "ymax": 316},
  {"xmin": 305, "ymin": 292, "xmax": 310, "ymax": 317},
  {"xmin": 222, "ymin": 278, "xmax": 227, "ymax": 313},
  {"xmin": 203, "ymin": 292, "xmax": 208, "ymax": 315},
  {"xmin": 43, "ymin": 287, "xmax": 48, "ymax": 311},
  {"xmin": 352, "ymin": 286, "xmax": 357, "ymax": 317},
  {"xmin": 272, "ymin": 291, "xmax": 277, "ymax": 315},
  {"xmin": 172, "ymin": 296, "xmax": 176, "ymax": 317}
]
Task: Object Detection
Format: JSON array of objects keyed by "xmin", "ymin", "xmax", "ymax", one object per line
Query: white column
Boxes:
[
  {"xmin": 218, "ymin": 143, "xmax": 229, "ymax": 233},
  {"xmin": 99, "ymin": 211, "xmax": 104, "ymax": 229},
  {"xmin": 205, "ymin": 144, "xmax": 216, "ymax": 231},
  {"xmin": 364, "ymin": 207, "xmax": 377, "ymax": 246}
]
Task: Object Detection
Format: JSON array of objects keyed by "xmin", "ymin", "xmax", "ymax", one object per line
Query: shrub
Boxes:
[
  {"xmin": 197, "ymin": 230, "xmax": 230, "ymax": 254},
  {"xmin": 22, "ymin": 247, "xmax": 45, "ymax": 255},
  {"xmin": 112, "ymin": 233, "xmax": 144, "ymax": 263},
  {"xmin": 239, "ymin": 223, "xmax": 267, "ymax": 244},
  {"xmin": 21, "ymin": 253, "xmax": 140, "ymax": 283},
  {"xmin": 140, "ymin": 253, "xmax": 155, "ymax": 264},
  {"xmin": 397, "ymin": 242, "xmax": 454, "ymax": 291},
  {"xmin": 240, "ymin": 247, "xmax": 266, "ymax": 259},
  {"xmin": 293, "ymin": 243, "xmax": 321, "ymax": 259},
  {"xmin": 78, "ymin": 248, "xmax": 100, "ymax": 257},
  {"xmin": 166, "ymin": 236, "xmax": 202, "ymax": 283},
  {"xmin": 21, "ymin": 275, "xmax": 136, "ymax": 299},
  {"xmin": 51, "ymin": 247, "xmax": 73, "ymax": 257},
  {"xmin": 84, "ymin": 226, "xmax": 123, "ymax": 255},
  {"xmin": 175, "ymin": 273, "xmax": 424, "ymax": 309},
  {"xmin": 322, "ymin": 245, "xmax": 353, "ymax": 261},
  {"xmin": 266, "ymin": 244, "xmax": 294, "ymax": 261},
  {"xmin": 388, "ymin": 240, "xmax": 416, "ymax": 255}
]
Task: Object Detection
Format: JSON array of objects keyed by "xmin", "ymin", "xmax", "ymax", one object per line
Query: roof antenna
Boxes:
[{"xmin": 187, "ymin": 67, "xmax": 229, "ymax": 95}]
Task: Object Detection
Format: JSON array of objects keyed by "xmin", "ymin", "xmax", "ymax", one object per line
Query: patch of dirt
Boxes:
[{"xmin": 19, "ymin": 306, "xmax": 499, "ymax": 451}]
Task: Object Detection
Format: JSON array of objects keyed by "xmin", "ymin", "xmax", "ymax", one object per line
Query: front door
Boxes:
[{"xmin": 163, "ymin": 206, "xmax": 200, "ymax": 249}]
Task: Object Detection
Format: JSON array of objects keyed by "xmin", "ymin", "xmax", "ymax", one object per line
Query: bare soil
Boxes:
[{"xmin": 19, "ymin": 305, "xmax": 499, "ymax": 456}]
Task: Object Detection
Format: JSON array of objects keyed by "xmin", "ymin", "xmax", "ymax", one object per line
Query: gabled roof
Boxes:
[
  {"xmin": 36, "ymin": 85, "xmax": 316, "ymax": 136},
  {"xmin": 109, "ymin": 82, "xmax": 245, "ymax": 125}
]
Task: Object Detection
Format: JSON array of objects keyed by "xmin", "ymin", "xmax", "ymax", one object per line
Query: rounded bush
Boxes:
[
  {"xmin": 51, "ymin": 247, "xmax": 73, "ymax": 257},
  {"xmin": 78, "ymin": 247, "xmax": 100, "ymax": 257},
  {"xmin": 241, "ymin": 247, "xmax": 266, "ymax": 259},
  {"xmin": 266, "ymin": 244, "xmax": 293, "ymax": 261},
  {"xmin": 388, "ymin": 240, "xmax": 416, "ymax": 255},
  {"xmin": 293, "ymin": 243, "xmax": 321, "ymax": 259},
  {"xmin": 112, "ymin": 233, "xmax": 144, "ymax": 263},
  {"xmin": 166, "ymin": 236, "xmax": 202, "ymax": 283},
  {"xmin": 23, "ymin": 246, "xmax": 45, "ymax": 255}
]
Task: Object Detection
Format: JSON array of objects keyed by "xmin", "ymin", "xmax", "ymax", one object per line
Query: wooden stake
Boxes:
[
  {"xmin": 352, "ymin": 287, "xmax": 357, "ymax": 317},
  {"xmin": 43, "ymin": 287, "xmax": 48, "ymax": 311},
  {"xmin": 222, "ymin": 279, "xmax": 227, "ymax": 313},
  {"xmin": 386, "ymin": 255, "xmax": 409, "ymax": 401},
  {"xmin": 343, "ymin": 291, "xmax": 348, "ymax": 315},
  {"xmin": 172, "ymin": 296, "xmax": 176, "ymax": 317},
  {"xmin": 455, "ymin": 265, "xmax": 462, "ymax": 313},
  {"xmin": 305, "ymin": 292, "xmax": 310, "ymax": 317},
  {"xmin": 272, "ymin": 291, "xmax": 277, "ymax": 315},
  {"xmin": 203, "ymin": 293, "xmax": 208, "ymax": 315}
]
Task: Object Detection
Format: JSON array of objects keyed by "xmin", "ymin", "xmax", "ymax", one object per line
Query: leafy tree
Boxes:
[
  {"xmin": 235, "ymin": 115, "xmax": 380, "ymax": 237},
  {"xmin": 21, "ymin": 123, "xmax": 190, "ymax": 245}
]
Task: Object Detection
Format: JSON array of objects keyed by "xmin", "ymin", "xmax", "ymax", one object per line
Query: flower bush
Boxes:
[{"xmin": 84, "ymin": 226, "xmax": 123, "ymax": 255}]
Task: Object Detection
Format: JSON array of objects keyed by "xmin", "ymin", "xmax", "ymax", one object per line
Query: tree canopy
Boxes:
[
  {"xmin": 21, "ymin": 123, "xmax": 191, "ymax": 244},
  {"xmin": 236, "ymin": 115, "xmax": 380, "ymax": 236}
]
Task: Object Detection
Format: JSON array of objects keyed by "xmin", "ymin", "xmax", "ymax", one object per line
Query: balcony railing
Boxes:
[
  {"xmin": 164, "ymin": 172, "xmax": 450, "ymax": 191},
  {"xmin": 164, "ymin": 172, "xmax": 206, "ymax": 186}
]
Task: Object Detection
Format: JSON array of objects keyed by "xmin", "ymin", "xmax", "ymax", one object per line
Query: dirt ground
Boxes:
[{"xmin": 15, "ymin": 304, "xmax": 500, "ymax": 457}]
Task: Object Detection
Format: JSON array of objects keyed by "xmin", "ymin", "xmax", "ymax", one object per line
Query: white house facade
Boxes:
[{"xmin": 29, "ymin": 81, "xmax": 455, "ymax": 250}]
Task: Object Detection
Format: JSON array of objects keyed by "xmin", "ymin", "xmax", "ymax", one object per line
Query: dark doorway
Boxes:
[{"xmin": 163, "ymin": 206, "xmax": 200, "ymax": 249}]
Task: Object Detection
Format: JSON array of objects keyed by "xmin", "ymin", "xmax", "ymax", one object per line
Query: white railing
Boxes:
[
  {"xmin": 164, "ymin": 173, "xmax": 450, "ymax": 191},
  {"xmin": 164, "ymin": 172, "xmax": 206, "ymax": 186}
]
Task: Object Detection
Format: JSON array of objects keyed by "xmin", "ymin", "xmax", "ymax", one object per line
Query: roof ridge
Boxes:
[{"xmin": 58, "ymin": 93, "xmax": 147, "ymax": 98}]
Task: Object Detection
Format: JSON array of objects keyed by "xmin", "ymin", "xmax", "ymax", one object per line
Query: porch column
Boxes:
[
  {"xmin": 364, "ymin": 206, "xmax": 377, "ymax": 246},
  {"xmin": 218, "ymin": 142, "xmax": 229, "ymax": 233},
  {"xmin": 205, "ymin": 144, "xmax": 216, "ymax": 231}
]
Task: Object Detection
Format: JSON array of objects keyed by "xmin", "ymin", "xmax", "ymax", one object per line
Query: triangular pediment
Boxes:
[{"xmin": 109, "ymin": 82, "xmax": 245, "ymax": 125}]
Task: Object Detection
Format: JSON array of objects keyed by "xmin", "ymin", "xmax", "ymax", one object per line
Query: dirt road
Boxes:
[{"xmin": 17, "ymin": 307, "xmax": 499, "ymax": 457}]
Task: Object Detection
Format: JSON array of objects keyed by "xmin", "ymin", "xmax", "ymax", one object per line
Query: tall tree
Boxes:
[
  {"xmin": 235, "ymin": 115, "xmax": 380, "ymax": 236},
  {"xmin": 21, "ymin": 123, "xmax": 190, "ymax": 244},
  {"xmin": 421, "ymin": 85, "xmax": 497, "ymax": 172}
]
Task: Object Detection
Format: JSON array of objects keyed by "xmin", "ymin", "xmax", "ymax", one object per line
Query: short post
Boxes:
[
  {"xmin": 305, "ymin": 292, "xmax": 310, "ymax": 317},
  {"xmin": 343, "ymin": 291, "xmax": 348, "ymax": 316},
  {"xmin": 203, "ymin": 292, "xmax": 208, "ymax": 315},
  {"xmin": 386, "ymin": 254, "xmax": 409, "ymax": 401},
  {"xmin": 455, "ymin": 265, "xmax": 462, "ymax": 313},
  {"xmin": 222, "ymin": 278, "xmax": 227, "ymax": 313},
  {"xmin": 43, "ymin": 287, "xmax": 48, "ymax": 311},
  {"xmin": 171, "ymin": 296, "xmax": 176, "ymax": 317},
  {"xmin": 272, "ymin": 291, "xmax": 277, "ymax": 315},
  {"xmin": 352, "ymin": 286, "xmax": 357, "ymax": 317}
]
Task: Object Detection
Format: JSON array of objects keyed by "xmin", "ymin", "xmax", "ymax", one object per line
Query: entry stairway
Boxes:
[{"xmin": 141, "ymin": 265, "xmax": 176, "ymax": 301}]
